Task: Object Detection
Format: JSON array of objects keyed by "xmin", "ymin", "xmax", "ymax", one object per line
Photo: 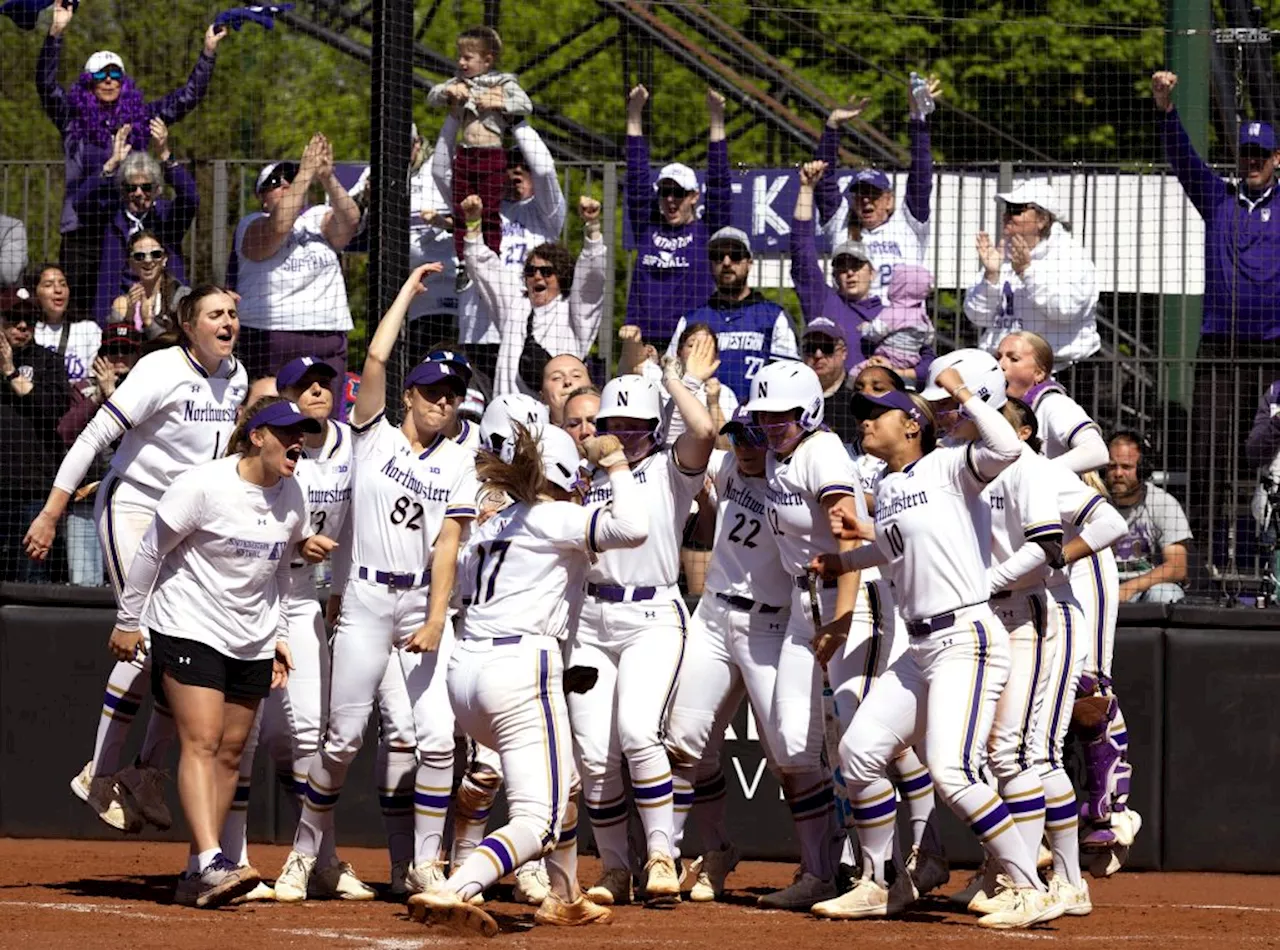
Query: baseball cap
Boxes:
[
  {"xmin": 276, "ymin": 356, "xmax": 337, "ymax": 392},
  {"xmin": 255, "ymin": 161, "xmax": 300, "ymax": 195},
  {"xmin": 845, "ymin": 168, "xmax": 891, "ymax": 193},
  {"xmin": 654, "ymin": 163, "xmax": 699, "ymax": 193},
  {"xmin": 99, "ymin": 322, "xmax": 142, "ymax": 354},
  {"xmin": 801, "ymin": 317, "xmax": 845, "ymax": 342},
  {"xmin": 996, "ymin": 180, "xmax": 1066, "ymax": 221},
  {"xmin": 708, "ymin": 226, "xmax": 752, "ymax": 256},
  {"xmin": 1240, "ymin": 120, "xmax": 1278, "ymax": 152},
  {"xmin": 425, "ymin": 348, "xmax": 474, "ymax": 387},
  {"xmin": 831, "ymin": 239, "xmax": 870, "ymax": 264},
  {"xmin": 404, "ymin": 359, "xmax": 467, "ymax": 394},
  {"xmin": 84, "ymin": 51, "xmax": 125, "ymax": 75},
  {"xmin": 852, "ymin": 389, "xmax": 932, "ymax": 432},
  {"xmin": 246, "ymin": 400, "xmax": 323, "ymax": 434}
]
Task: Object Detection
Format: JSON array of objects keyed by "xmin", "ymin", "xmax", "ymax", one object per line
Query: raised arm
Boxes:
[
  {"xmin": 240, "ymin": 134, "xmax": 323, "ymax": 262},
  {"xmin": 1152, "ymin": 71, "xmax": 1226, "ymax": 219},
  {"xmin": 704, "ymin": 90, "xmax": 732, "ymax": 233},
  {"xmin": 625, "ymin": 85, "xmax": 652, "ymax": 242},
  {"xmin": 148, "ymin": 24, "xmax": 224, "ymax": 127},
  {"xmin": 36, "ymin": 5, "xmax": 73, "ymax": 132},
  {"xmin": 512, "ymin": 122, "xmax": 566, "ymax": 235},
  {"xmin": 316, "ymin": 137, "xmax": 362, "ymax": 251},
  {"xmin": 668, "ymin": 333, "xmax": 718, "ymax": 473},
  {"xmin": 569, "ymin": 197, "xmax": 607, "ymax": 355},
  {"xmin": 815, "ymin": 95, "xmax": 869, "ymax": 224},
  {"xmin": 791, "ymin": 161, "xmax": 831, "ymax": 323},
  {"xmin": 903, "ymin": 74, "xmax": 941, "ymax": 224}
]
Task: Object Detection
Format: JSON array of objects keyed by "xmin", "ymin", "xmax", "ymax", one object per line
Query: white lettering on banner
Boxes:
[
  {"xmin": 731, "ymin": 757, "xmax": 768, "ymax": 799},
  {"xmin": 752, "ymin": 175, "xmax": 790, "ymax": 238},
  {"xmin": 717, "ymin": 330, "xmax": 766, "ymax": 351}
]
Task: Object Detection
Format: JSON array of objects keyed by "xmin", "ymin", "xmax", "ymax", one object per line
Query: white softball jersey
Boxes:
[
  {"xmin": 291, "ymin": 420, "xmax": 354, "ymax": 584},
  {"xmin": 582, "ymin": 446, "xmax": 704, "ymax": 588},
  {"xmin": 347, "ymin": 412, "xmax": 479, "ymax": 574},
  {"xmin": 819, "ymin": 204, "xmax": 930, "ymax": 301},
  {"xmin": 54, "ymin": 346, "xmax": 248, "ymax": 499},
  {"xmin": 765, "ymin": 429, "xmax": 867, "ymax": 577},
  {"xmin": 983, "ymin": 444, "xmax": 1066, "ymax": 590},
  {"xmin": 1029, "ymin": 383, "xmax": 1100, "ymax": 464},
  {"xmin": 451, "ymin": 418, "xmax": 482, "ymax": 454},
  {"xmin": 703, "ymin": 450, "xmax": 793, "ymax": 608},
  {"xmin": 116, "ymin": 455, "xmax": 311, "ymax": 660}
]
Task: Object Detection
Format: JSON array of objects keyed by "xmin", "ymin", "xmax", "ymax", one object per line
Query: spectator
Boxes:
[
  {"xmin": 858, "ymin": 265, "xmax": 936, "ymax": 378},
  {"xmin": 663, "ymin": 227, "xmax": 797, "ymax": 403},
  {"xmin": 539, "ymin": 353, "xmax": 591, "ymax": 426},
  {"xmin": 27, "ymin": 263, "xmax": 100, "ymax": 384},
  {"xmin": 435, "ymin": 117, "xmax": 567, "ymax": 383},
  {"xmin": 463, "ymin": 193, "xmax": 605, "ymax": 398},
  {"xmin": 813, "ymin": 75, "xmax": 942, "ymax": 300},
  {"xmin": 233, "ymin": 133, "xmax": 361, "ymax": 391},
  {"xmin": 963, "ymin": 181, "xmax": 1100, "ymax": 371},
  {"xmin": 799, "ymin": 318, "xmax": 858, "ymax": 447},
  {"xmin": 72, "ymin": 118, "xmax": 197, "ymax": 325},
  {"xmin": 1246, "ymin": 379, "xmax": 1280, "ymax": 541},
  {"xmin": 404, "ymin": 126, "xmax": 460, "ymax": 356},
  {"xmin": 427, "ymin": 25, "xmax": 532, "ymax": 263},
  {"xmin": 1106, "ymin": 431, "xmax": 1191, "ymax": 604},
  {"xmin": 626, "ymin": 85, "xmax": 732, "ymax": 344},
  {"xmin": 791, "ymin": 161, "xmax": 936, "ymax": 385},
  {"xmin": 561, "ymin": 384, "xmax": 600, "ymax": 447},
  {"xmin": 36, "ymin": 0, "xmax": 224, "ymax": 307},
  {"xmin": 620, "ymin": 322, "xmax": 735, "ymax": 449},
  {"xmin": 109, "ymin": 230, "xmax": 190, "ymax": 338},
  {"xmin": 0, "ymin": 299, "xmax": 71, "ymax": 583},
  {"xmin": 57, "ymin": 321, "xmax": 142, "ymax": 586},
  {"xmin": 0, "ymin": 214, "xmax": 28, "ymax": 287}
]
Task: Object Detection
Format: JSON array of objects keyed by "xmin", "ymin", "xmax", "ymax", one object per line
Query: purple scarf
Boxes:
[{"xmin": 66, "ymin": 73, "xmax": 150, "ymax": 150}]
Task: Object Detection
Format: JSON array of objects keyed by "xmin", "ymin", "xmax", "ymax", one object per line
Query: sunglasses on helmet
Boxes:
[{"xmin": 91, "ymin": 66, "xmax": 124, "ymax": 82}]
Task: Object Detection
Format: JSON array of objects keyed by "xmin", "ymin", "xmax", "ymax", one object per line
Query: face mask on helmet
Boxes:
[{"xmin": 595, "ymin": 417, "xmax": 658, "ymax": 462}]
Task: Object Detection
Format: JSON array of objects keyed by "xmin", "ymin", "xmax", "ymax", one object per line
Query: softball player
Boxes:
[
  {"xmin": 811, "ymin": 353, "xmax": 1063, "ymax": 930},
  {"xmin": 427, "ymin": 349, "xmax": 483, "ymax": 451},
  {"xmin": 741, "ymin": 359, "xmax": 875, "ymax": 910},
  {"xmin": 410, "ymin": 425, "xmax": 646, "ymax": 935},
  {"xmin": 275, "ymin": 263, "xmax": 479, "ymax": 902},
  {"xmin": 24, "ymin": 287, "xmax": 247, "ymax": 834},
  {"xmin": 569, "ymin": 342, "xmax": 718, "ymax": 906},
  {"xmin": 107, "ymin": 395, "xmax": 314, "ymax": 908}
]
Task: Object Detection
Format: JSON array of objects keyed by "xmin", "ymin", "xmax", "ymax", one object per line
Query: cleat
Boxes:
[
  {"xmin": 116, "ymin": 765, "xmax": 172, "ymax": 831},
  {"xmin": 758, "ymin": 871, "xmax": 839, "ymax": 911},
  {"xmin": 406, "ymin": 859, "xmax": 447, "ymax": 896},
  {"xmin": 969, "ymin": 872, "xmax": 1014, "ymax": 916},
  {"xmin": 1047, "ymin": 873, "xmax": 1092, "ymax": 916},
  {"xmin": 513, "ymin": 861, "xmax": 551, "ymax": 905},
  {"xmin": 950, "ymin": 859, "xmax": 998, "ymax": 910},
  {"xmin": 184, "ymin": 855, "xmax": 260, "ymax": 909},
  {"xmin": 70, "ymin": 762, "xmax": 138, "ymax": 833},
  {"xmin": 273, "ymin": 850, "xmax": 317, "ymax": 903},
  {"xmin": 641, "ymin": 852, "xmax": 680, "ymax": 902},
  {"xmin": 906, "ymin": 846, "xmax": 949, "ymax": 896},
  {"xmin": 311, "ymin": 860, "xmax": 375, "ymax": 901},
  {"xmin": 408, "ymin": 888, "xmax": 499, "ymax": 938},
  {"xmin": 811, "ymin": 872, "xmax": 916, "ymax": 920},
  {"xmin": 229, "ymin": 881, "xmax": 276, "ymax": 905},
  {"xmin": 977, "ymin": 884, "xmax": 1065, "ymax": 930},
  {"xmin": 534, "ymin": 893, "xmax": 613, "ymax": 927},
  {"xmin": 689, "ymin": 844, "xmax": 740, "ymax": 902},
  {"xmin": 1037, "ymin": 840, "xmax": 1053, "ymax": 870},
  {"xmin": 585, "ymin": 867, "xmax": 631, "ymax": 906},
  {"xmin": 388, "ymin": 860, "xmax": 410, "ymax": 897}
]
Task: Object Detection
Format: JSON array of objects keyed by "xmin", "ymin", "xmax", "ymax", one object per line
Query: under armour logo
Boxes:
[
  {"xmin": 1251, "ymin": 122, "xmax": 1262, "ymax": 135},
  {"xmin": 1264, "ymin": 209, "xmax": 1273, "ymax": 223},
  {"xmin": 644, "ymin": 610, "xmax": 656, "ymax": 619},
  {"xmin": 177, "ymin": 656, "xmax": 191, "ymax": 665},
  {"xmin": 258, "ymin": 518, "xmax": 267, "ymax": 526},
  {"xmin": 190, "ymin": 384, "xmax": 202, "ymax": 393}
]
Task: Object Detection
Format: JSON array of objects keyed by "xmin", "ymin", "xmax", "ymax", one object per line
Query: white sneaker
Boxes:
[
  {"xmin": 906, "ymin": 846, "xmax": 949, "ymax": 895},
  {"xmin": 513, "ymin": 861, "xmax": 551, "ymax": 905},
  {"xmin": 311, "ymin": 860, "xmax": 375, "ymax": 900},
  {"xmin": 811, "ymin": 871, "xmax": 916, "ymax": 919},
  {"xmin": 407, "ymin": 886, "xmax": 499, "ymax": 937},
  {"xmin": 406, "ymin": 859, "xmax": 447, "ymax": 896},
  {"xmin": 690, "ymin": 844, "xmax": 740, "ymax": 902},
  {"xmin": 969, "ymin": 872, "xmax": 1015, "ymax": 915},
  {"xmin": 229, "ymin": 880, "xmax": 276, "ymax": 904},
  {"xmin": 642, "ymin": 852, "xmax": 680, "ymax": 902},
  {"xmin": 585, "ymin": 867, "xmax": 632, "ymax": 906},
  {"xmin": 70, "ymin": 762, "xmax": 137, "ymax": 833},
  {"xmin": 977, "ymin": 885, "xmax": 1065, "ymax": 930},
  {"xmin": 1048, "ymin": 873, "xmax": 1092, "ymax": 916},
  {"xmin": 1037, "ymin": 840, "xmax": 1053, "ymax": 870},
  {"xmin": 1112, "ymin": 808, "xmax": 1143, "ymax": 847},
  {"xmin": 389, "ymin": 860, "xmax": 411, "ymax": 897},
  {"xmin": 758, "ymin": 871, "xmax": 839, "ymax": 910},
  {"xmin": 116, "ymin": 764, "xmax": 172, "ymax": 831},
  {"xmin": 273, "ymin": 850, "xmax": 317, "ymax": 903}
]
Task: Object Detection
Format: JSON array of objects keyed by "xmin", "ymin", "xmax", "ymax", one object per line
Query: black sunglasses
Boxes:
[
  {"xmin": 523, "ymin": 264, "xmax": 557, "ymax": 279},
  {"xmin": 91, "ymin": 66, "xmax": 124, "ymax": 82},
  {"xmin": 658, "ymin": 184, "xmax": 690, "ymax": 200},
  {"xmin": 4, "ymin": 321, "xmax": 31, "ymax": 331},
  {"xmin": 832, "ymin": 254, "xmax": 868, "ymax": 272},
  {"xmin": 1002, "ymin": 202, "xmax": 1031, "ymax": 217},
  {"xmin": 130, "ymin": 249, "xmax": 164, "ymax": 262},
  {"xmin": 803, "ymin": 338, "xmax": 842, "ymax": 357},
  {"xmin": 126, "ymin": 182, "xmax": 155, "ymax": 195},
  {"xmin": 710, "ymin": 246, "xmax": 750, "ymax": 263},
  {"xmin": 728, "ymin": 426, "xmax": 767, "ymax": 448},
  {"xmin": 258, "ymin": 168, "xmax": 296, "ymax": 194}
]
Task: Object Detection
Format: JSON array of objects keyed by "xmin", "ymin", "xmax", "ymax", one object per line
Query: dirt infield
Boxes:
[{"xmin": 0, "ymin": 840, "xmax": 1277, "ymax": 949}]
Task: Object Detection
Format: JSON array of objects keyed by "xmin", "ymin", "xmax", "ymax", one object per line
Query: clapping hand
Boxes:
[
  {"xmin": 976, "ymin": 231, "xmax": 1005, "ymax": 280},
  {"xmin": 50, "ymin": 0, "xmax": 74, "ymax": 36},
  {"xmin": 1008, "ymin": 235, "xmax": 1032, "ymax": 276},
  {"xmin": 149, "ymin": 117, "xmax": 170, "ymax": 162},
  {"xmin": 92, "ymin": 355, "xmax": 120, "ymax": 399},
  {"xmin": 105, "ymin": 125, "xmax": 133, "ymax": 174},
  {"xmin": 682, "ymin": 332, "xmax": 721, "ymax": 383}
]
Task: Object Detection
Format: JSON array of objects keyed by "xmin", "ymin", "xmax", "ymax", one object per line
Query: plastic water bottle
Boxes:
[{"xmin": 910, "ymin": 71, "xmax": 935, "ymax": 118}]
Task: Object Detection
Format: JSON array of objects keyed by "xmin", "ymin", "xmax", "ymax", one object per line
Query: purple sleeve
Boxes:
[
  {"xmin": 1246, "ymin": 384, "xmax": 1280, "ymax": 466},
  {"xmin": 36, "ymin": 34, "xmax": 70, "ymax": 133},
  {"xmin": 704, "ymin": 138, "xmax": 732, "ymax": 233},
  {"xmin": 913, "ymin": 339, "xmax": 936, "ymax": 385},
  {"xmin": 70, "ymin": 172, "xmax": 116, "ymax": 217},
  {"xmin": 1161, "ymin": 108, "xmax": 1227, "ymax": 220},
  {"xmin": 625, "ymin": 134, "xmax": 652, "ymax": 245},
  {"xmin": 904, "ymin": 118, "xmax": 932, "ymax": 223},
  {"xmin": 57, "ymin": 386, "xmax": 98, "ymax": 446},
  {"xmin": 156, "ymin": 163, "xmax": 199, "ymax": 244},
  {"xmin": 789, "ymin": 215, "xmax": 828, "ymax": 322},
  {"xmin": 147, "ymin": 52, "xmax": 216, "ymax": 127},
  {"xmin": 813, "ymin": 125, "xmax": 842, "ymax": 224}
]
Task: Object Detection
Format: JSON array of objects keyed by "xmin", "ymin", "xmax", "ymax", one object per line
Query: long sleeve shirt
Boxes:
[
  {"xmin": 426, "ymin": 71, "xmax": 532, "ymax": 136},
  {"xmin": 625, "ymin": 135, "xmax": 732, "ymax": 343}
]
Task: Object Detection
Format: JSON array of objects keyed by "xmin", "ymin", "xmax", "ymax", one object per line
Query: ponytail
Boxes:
[
  {"xmin": 474, "ymin": 424, "xmax": 550, "ymax": 507},
  {"xmin": 225, "ymin": 394, "xmax": 287, "ymax": 458}
]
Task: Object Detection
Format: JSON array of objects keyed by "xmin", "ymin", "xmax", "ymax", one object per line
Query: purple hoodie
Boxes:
[{"xmin": 813, "ymin": 117, "xmax": 933, "ymax": 231}]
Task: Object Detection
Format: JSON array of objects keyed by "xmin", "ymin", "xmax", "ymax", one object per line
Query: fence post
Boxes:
[{"xmin": 212, "ymin": 160, "xmax": 229, "ymax": 286}]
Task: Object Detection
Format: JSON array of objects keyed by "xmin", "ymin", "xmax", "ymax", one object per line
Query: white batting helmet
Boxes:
[
  {"xmin": 595, "ymin": 375, "xmax": 663, "ymax": 427},
  {"xmin": 480, "ymin": 393, "xmax": 549, "ymax": 462},
  {"xmin": 920, "ymin": 348, "xmax": 1007, "ymax": 409},
  {"xmin": 744, "ymin": 360, "xmax": 825, "ymax": 431},
  {"xmin": 539, "ymin": 426, "xmax": 587, "ymax": 493}
]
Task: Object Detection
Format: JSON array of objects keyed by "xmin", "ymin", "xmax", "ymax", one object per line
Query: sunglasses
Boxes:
[
  {"xmin": 523, "ymin": 264, "xmax": 556, "ymax": 279},
  {"xmin": 710, "ymin": 247, "xmax": 750, "ymax": 263},
  {"xmin": 126, "ymin": 182, "xmax": 155, "ymax": 195},
  {"xmin": 832, "ymin": 255, "xmax": 868, "ymax": 272},
  {"xmin": 728, "ymin": 426, "xmax": 767, "ymax": 448},
  {"xmin": 658, "ymin": 184, "xmax": 690, "ymax": 200},
  {"xmin": 91, "ymin": 66, "xmax": 124, "ymax": 82},
  {"xmin": 803, "ymin": 339, "xmax": 842, "ymax": 357},
  {"xmin": 1002, "ymin": 202, "xmax": 1032, "ymax": 217},
  {"xmin": 259, "ymin": 172, "xmax": 293, "ymax": 194},
  {"xmin": 4, "ymin": 321, "xmax": 31, "ymax": 332},
  {"xmin": 130, "ymin": 249, "xmax": 164, "ymax": 262}
]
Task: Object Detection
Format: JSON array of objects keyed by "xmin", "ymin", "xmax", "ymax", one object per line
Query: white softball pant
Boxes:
[
  {"xmin": 1071, "ymin": 548, "xmax": 1119, "ymax": 687},
  {"xmin": 987, "ymin": 590, "xmax": 1055, "ymax": 781}
]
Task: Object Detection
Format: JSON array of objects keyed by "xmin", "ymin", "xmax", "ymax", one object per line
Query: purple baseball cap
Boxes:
[
  {"xmin": 802, "ymin": 317, "xmax": 846, "ymax": 342},
  {"xmin": 845, "ymin": 168, "xmax": 892, "ymax": 193},
  {"xmin": 405, "ymin": 359, "xmax": 467, "ymax": 394},
  {"xmin": 246, "ymin": 400, "xmax": 323, "ymax": 434},
  {"xmin": 852, "ymin": 388, "xmax": 931, "ymax": 432},
  {"xmin": 719, "ymin": 405, "xmax": 767, "ymax": 445},
  {"xmin": 425, "ymin": 348, "xmax": 474, "ymax": 387},
  {"xmin": 1240, "ymin": 120, "xmax": 1278, "ymax": 152},
  {"xmin": 276, "ymin": 356, "xmax": 337, "ymax": 392}
]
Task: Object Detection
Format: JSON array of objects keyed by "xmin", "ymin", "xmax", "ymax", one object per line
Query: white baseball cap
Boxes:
[
  {"xmin": 84, "ymin": 51, "xmax": 125, "ymax": 74},
  {"xmin": 996, "ymin": 180, "xmax": 1066, "ymax": 223},
  {"xmin": 920, "ymin": 348, "xmax": 1007, "ymax": 409},
  {"xmin": 654, "ymin": 163, "xmax": 699, "ymax": 193}
]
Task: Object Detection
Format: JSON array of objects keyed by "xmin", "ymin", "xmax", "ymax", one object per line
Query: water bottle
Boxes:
[{"xmin": 910, "ymin": 71, "xmax": 935, "ymax": 118}]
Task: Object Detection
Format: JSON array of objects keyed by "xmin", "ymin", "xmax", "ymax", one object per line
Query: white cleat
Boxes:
[
  {"xmin": 1037, "ymin": 840, "xmax": 1053, "ymax": 870},
  {"xmin": 641, "ymin": 851, "xmax": 680, "ymax": 902},
  {"xmin": 1048, "ymin": 873, "xmax": 1093, "ymax": 916},
  {"xmin": 977, "ymin": 884, "xmax": 1065, "ymax": 930},
  {"xmin": 689, "ymin": 844, "xmax": 740, "ymax": 902},
  {"xmin": 229, "ymin": 881, "xmax": 276, "ymax": 904},
  {"xmin": 758, "ymin": 871, "xmax": 839, "ymax": 911},
  {"xmin": 116, "ymin": 764, "xmax": 172, "ymax": 831},
  {"xmin": 585, "ymin": 867, "xmax": 632, "ymax": 906},
  {"xmin": 906, "ymin": 845, "xmax": 949, "ymax": 896},
  {"xmin": 273, "ymin": 850, "xmax": 317, "ymax": 903},
  {"xmin": 534, "ymin": 893, "xmax": 613, "ymax": 927},
  {"xmin": 512, "ymin": 861, "xmax": 551, "ymax": 905},
  {"xmin": 408, "ymin": 887, "xmax": 499, "ymax": 937},
  {"xmin": 811, "ymin": 871, "xmax": 917, "ymax": 920},
  {"xmin": 311, "ymin": 860, "xmax": 376, "ymax": 901},
  {"xmin": 969, "ymin": 872, "xmax": 1014, "ymax": 916},
  {"xmin": 70, "ymin": 762, "xmax": 137, "ymax": 833},
  {"xmin": 405, "ymin": 859, "xmax": 447, "ymax": 896}
]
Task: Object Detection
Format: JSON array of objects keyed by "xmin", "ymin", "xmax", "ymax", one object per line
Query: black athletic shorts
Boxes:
[{"xmin": 150, "ymin": 630, "xmax": 273, "ymax": 703}]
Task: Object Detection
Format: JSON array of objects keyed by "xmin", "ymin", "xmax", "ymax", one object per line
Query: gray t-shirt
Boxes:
[{"xmin": 1113, "ymin": 483, "xmax": 1192, "ymax": 581}]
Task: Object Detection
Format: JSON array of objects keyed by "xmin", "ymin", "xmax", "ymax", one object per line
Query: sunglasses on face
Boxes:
[
  {"xmin": 523, "ymin": 264, "xmax": 556, "ymax": 279},
  {"xmin": 803, "ymin": 339, "xmax": 842, "ymax": 357},
  {"xmin": 728, "ymin": 426, "xmax": 767, "ymax": 448},
  {"xmin": 126, "ymin": 182, "xmax": 155, "ymax": 195},
  {"xmin": 5, "ymin": 322, "xmax": 31, "ymax": 332},
  {"xmin": 259, "ymin": 173, "xmax": 292, "ymax": 194},
  {"xmin": 92, "ymin": 66, "xmax": 124, "ymax": 82},
  {"xmin": 658, "ymin": 184, "xmax": 690, "ymax": 200},
  {"xmin": 832, "ymin": 255, "xmax": 867, "ymax": 273},
  {"xmin": 710, "ymin": 247, "xmax": 749, "ymax": 264},
  {"xmin": 1002, "ymin": 203, "xmax": 1031, "ymax": 217},
  {"xmin": 130, "ymin": 249, "xmax": 164, "ymax": 262}
]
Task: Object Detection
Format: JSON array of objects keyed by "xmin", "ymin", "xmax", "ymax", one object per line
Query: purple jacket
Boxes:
[
  {"xmin": 71, "ymin": 162, "xmax": 198, "ymax": 324},
  {"xmin": 1162, "ymin": 109, "xmax": 1280, "ymax": 340},
  {"xmin": 1247, "ymin": 380, "xmax": 1280, "ymax": 466},
  {"xmin": 37, "ymin": 34, "xmax": 215, "ymax": 234},
  {"xmin": 625, "ymin": 135, "xmax": 731, "ymax": 343},
  {"xmin": 814, "ymin": 117, "xmax": 933, "ymax": 229}
]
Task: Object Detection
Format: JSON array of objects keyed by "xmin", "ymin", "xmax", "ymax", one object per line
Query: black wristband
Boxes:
[{"xmin": 4, "ymin": 368, "xmax": 19, "ymax": 381}]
